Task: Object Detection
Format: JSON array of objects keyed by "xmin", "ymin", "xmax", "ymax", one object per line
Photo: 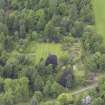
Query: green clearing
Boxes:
[
  {"xmin": 10, "ymin": 42, "xmax": 68, "ymax": 64},
  {"xmin": 35, "ymin": 43, "xmax": 68, "ymax": 64},
  {"xmin": 93, "ymin": 0, "xmax": 105, "ymax": 39},
  {"xmin": 33, "ymin": 43, "xmax": 68, "ymax": 64}
]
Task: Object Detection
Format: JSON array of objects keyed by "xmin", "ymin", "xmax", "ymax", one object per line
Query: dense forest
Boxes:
[{"xmin": 0, "ymin": 0, "xmax": 105, "ymax": 105}]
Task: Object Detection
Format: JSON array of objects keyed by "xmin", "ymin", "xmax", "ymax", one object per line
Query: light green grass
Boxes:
[
  {"xmin": 35, "ymin": 43, "xmax": 68, "ymax": 64},
  {"xmin": 9, "ymin": 42, "xmax": 68, "ymax": 64},
  {"xmin": 93, "ymin": 0, "xmax": 105, "ymax": 39}
]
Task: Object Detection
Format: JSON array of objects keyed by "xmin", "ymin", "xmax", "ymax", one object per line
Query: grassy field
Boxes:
[
  {"xmin": 32, "ymin": 43, "xmax": 68, "ymax": 64},
  {"xmin": 93, "ymin": 0, "xmax": 105, "ymax": 39},
  {"xmin": 35, "ymin": 43, "xmax": 68, "ymax": 64},
  {"xmin": 9, "ymin": 42, "xmax": 68, "ymax": 64}
]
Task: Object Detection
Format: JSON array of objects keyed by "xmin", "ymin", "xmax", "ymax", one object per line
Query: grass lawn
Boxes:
[
  {"xmin": 26, "ymin": 42, "xmax": 68, "ymax": 64},
  {"xmin": 35, "ymin": 43, "xmax": 68, "ymax": 64},
  {"xmin": 9, "ymin": 42, "xmax": 68, "ymax": 64},
  {"xmin": 93, "ymin": 0, "xmax": 105, "ymax": 39}
]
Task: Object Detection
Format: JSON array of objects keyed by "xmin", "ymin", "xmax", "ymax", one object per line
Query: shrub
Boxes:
[{"xmin": 57, "ymin": 93, "xmax": 74, "ymax": 105}]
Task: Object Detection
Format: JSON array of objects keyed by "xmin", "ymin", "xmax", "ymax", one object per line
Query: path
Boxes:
[{"xmin": 72, "ymin": 83, "xmax": 98, "ymax": 96}]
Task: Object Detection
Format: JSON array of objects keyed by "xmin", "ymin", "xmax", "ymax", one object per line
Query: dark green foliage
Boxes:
[
  {"xmin": 3, "ymin": 36, "xmax": 14, "ymax": 52},
  {"xmin": 0, "ymin": 0, "xmax": 94, "ymax": 43},
  {"xmin": 37, "ymin": 63, "xmax": 54, "ymax": 77},
  {"xmin": 0, "ymin": 0, "xmax": 103, "ymax": 105},
  {"xmin": 82, "ymin": 25, "xmax": 103, "ymax": 53},
  {"xmin": 19, "ymin": 66, "xmax": 44, "ymax": 91},
  {"xmin": 0, "ymin": 58, "xmax": 6, "ymax": 66},
  {"xmin": 85, "ymin": 52, "xmax": 105, "ymax": 72},
  {"xmin": 92, "ymin": 97, "xmax": 104, "ymax": 105},
  {"xmin": 3, "ymin": 63, "xmax": 19, "ymax": 78},
  {"xmin": 43, "ymin": 79, "xmax": 64, "ymax": 98},
  {"xmin": 91, "ymin": 78, "xmax": 105, "ymax": 105}
]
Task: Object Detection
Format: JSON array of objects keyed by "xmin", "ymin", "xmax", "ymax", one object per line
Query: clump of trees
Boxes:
[
  {"xmin": 81, "ymin": 25, "xmax": 105, "ymax": 73},
  {"xmin": 0, "ymin": 0, "xmax": 104, "ymax": 105},
  {"xmin": 0, "ymin": 0, "xmax": 94, "ymax": 45},
  {"xmin": 90, "ymin": 78, "xmax": 105, "ymax": 105},
  {"xmin": 0, "ymin": 77, "xmax": 29, "ymax": 105}
]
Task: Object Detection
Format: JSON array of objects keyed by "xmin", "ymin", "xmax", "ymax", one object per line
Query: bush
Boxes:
[
  {"xmin": 43, "ymin": 80, "xmax": 64, "ymax": 98},
  {"xmin": 0, "ymin": 91, "xmax": 14, "ymax": 105},
  {"xmin": 57, "ymin": 93, "xmax": 74, "ymax": 105},
  {"xmin": 4, "ymin": 77, "xmax": 29, "ymax": 102},
  {"xmin": 31, "ymin": 31, "xmax": 39, "ymax": 40},
  {"xmin": 92, "ymin": 97, "xmax": 104, "ymax": 105},
  {"xmin": 60, "ymin": 53, "xmax": 69, "ymax": 65},
  {"xmin": 33, "ymin": 91, "xmax": 43, "ymax": 102}
]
